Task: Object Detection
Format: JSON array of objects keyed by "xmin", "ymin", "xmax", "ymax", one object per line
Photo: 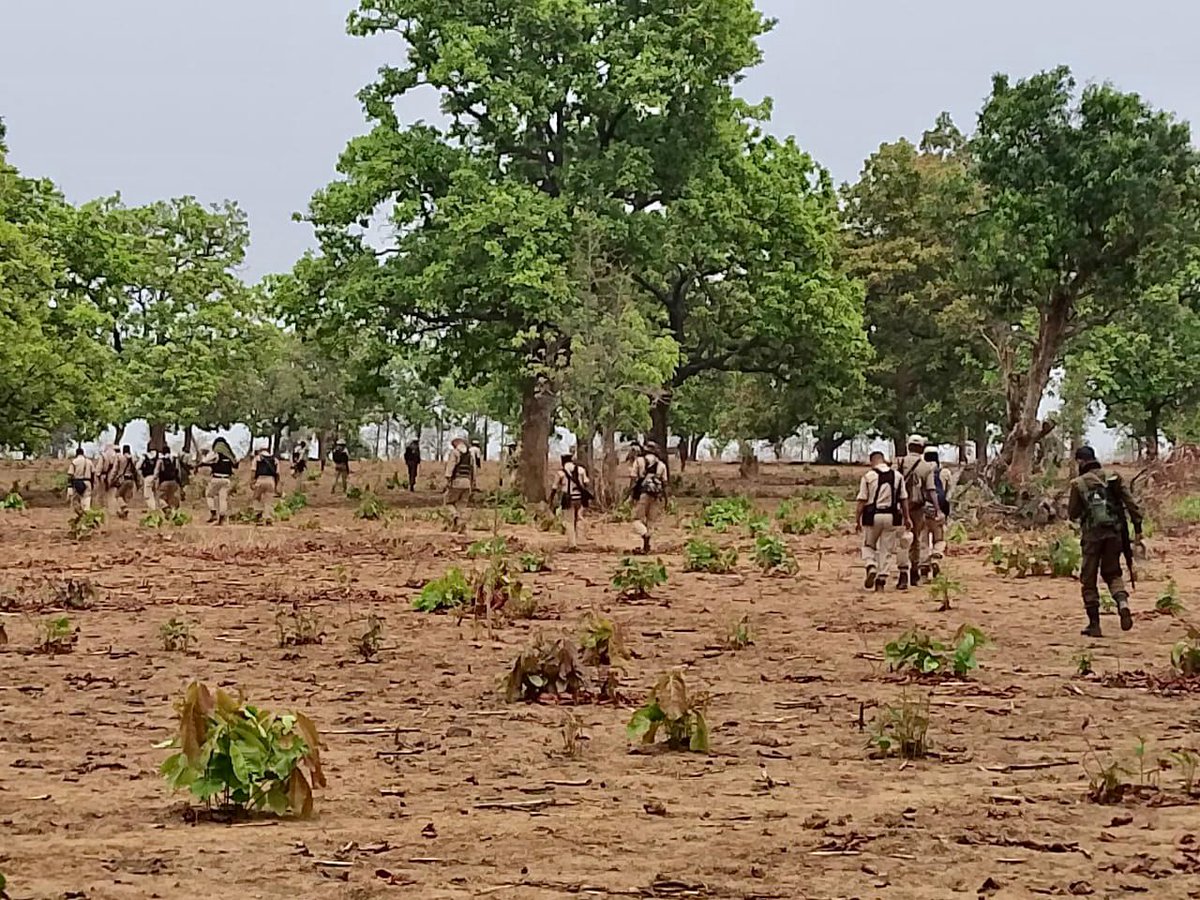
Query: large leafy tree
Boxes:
[
  {"xmin": 0, "ymin": 124, "xmax": 116, "ymax": 450},
  {"xmin": 631, "ymin": 119, "xmax": 864, "ymax": 447},
  {"xmin": 290, "ymin": 0, "xmax": 774, "ymax": 500},
  {"xmin": 961, "ymin": 67, "xmax": 1200, "ymax": 483}
]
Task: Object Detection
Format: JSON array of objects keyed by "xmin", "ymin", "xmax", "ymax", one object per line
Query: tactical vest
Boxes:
[
  {"xmin": 140, "ymin": 456, "xmax": 157, "ymax": 477},
  {"xmin": 212, "ymin": 457, "xmax": 234, "ymax": 477},
  {"xmin": 255, "ymin": 456, "xmax": 278, "ymax": 479},
  {"xmin": 452, "ymin": 449, "xmax": 474, "ymax": 480},
  {"xmin": 863, "ymin": 469, "xmax": 902, "ymax": 527},
  {"xmin": 158, "ymin": 456, "xmax": 179, "ymax": 484}
]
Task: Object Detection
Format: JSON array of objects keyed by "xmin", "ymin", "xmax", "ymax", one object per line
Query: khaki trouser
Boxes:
[
  {"xmin": 908, "ymin": 504, "xmax": 928, "ymax": 571},
  {"xmin": 69, "ymin": 481, "xmax": 92, "ymax": 517},
  {"xmin": 142, "ymin": 477, "xmax": 158, "ymax": 511},
  {"xmin": 1081, "ymin": 531, "xmax": 1126, "ymax": 607},
  {"xmin": 861, "ymin": 521, "xmax": 904, "ymax": 577},
  {"xmin": 114, "ymin": 479, "xmax": 136, "ymax": 518},
  {"xmin": 332, "ymin": 466, "xmax": 349, "ymax": 494},
  {"xmin": 206, "ymin": 477, "xmax": 231, "ymax": 518},
  {"xmin": 445, "ymin": 481, "xmax": 471, "ymax": 532},
  {"xmin": 93, "ymin": 481, "xmax": 110, "ymax": 514},
  {"xmin": 157, "ymin": 480, "xmax": 182, "ymax": 511},
  {"xmin": 926, "ymin": 516, "xmax": 946, "ymax": 563},
  {"xmin": 632, "ymin": 494, "xmax": 662, "ymax": 539},
  {"xmin": 562, "ymin": 499, "xmax": 585, "ymax": 548},
  {"xmin": 252, "ymin": 477, "xmax": 276, "ymax": 523}
]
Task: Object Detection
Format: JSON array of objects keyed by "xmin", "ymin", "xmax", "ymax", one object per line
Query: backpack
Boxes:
[
  {"xmin": 1076, "ymin": 475, "xmax": 1117, "ymax": 529},
  {"xmin": 158, "ymin": 455, "xmax": 179, "ymax": 484},
  {"xmin": 863, "ymin": 469, "xmax": 902, "ymax": 527},
  {"xmin": 562, "ymin": 463, "xmax": 593, "ymax": 509},
  {"xmin": 932, "ymin": 465, "xmax": 951, "ymax": 517},
  {"xmin": 140, "ymin": 455, "xmax": 157, "ymax": 477},
  {"xmin": 637, "ymin": 456, "xmax": 667, "ymax": 499}
]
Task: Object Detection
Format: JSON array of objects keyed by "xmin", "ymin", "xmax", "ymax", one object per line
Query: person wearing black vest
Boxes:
[
  {"xmin": 154, "ymin": 446, "xmax": 183, "ymax": 511},
  {"xmin": 251, "ymin": 446, "xmax": 281, "ymax": 524},
  {"xmin": 330, "ymin": 440, "xmax": 351, "ymax": 495},
  {"xmin": 443, "ymin": 436, "xmax": 476, "ymax": 533},
  {"xmin": 111, "ymin": 445, "xmax": 141, "ymax": 519},
  {"xmin": 139, "ymin": 448, "xmax": 160, "ymax": 511},
  {"xmin": 550, "ymin": 450, "xmax": 592, "ymax": 550},
  {"xmin": 199, "ymin": 436, "xmax": 238, "ymax": 524},
  {"xmin": 404, "ymin": 440, "xmax": 421, "ymax": 491},
  {"xmin": 855, "ymin": 451, "xmax": 914, "ymax": 591}
]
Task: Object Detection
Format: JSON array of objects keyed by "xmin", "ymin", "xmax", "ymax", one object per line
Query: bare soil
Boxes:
[{"xmin": 3, "ymin": 460, "xmax": 1200, "ymax": 899}]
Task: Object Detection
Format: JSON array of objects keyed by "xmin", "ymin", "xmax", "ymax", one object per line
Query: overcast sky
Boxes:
[{"xmin": 4, "ymin": 0, "xmax": 1200, "ymax": 284}]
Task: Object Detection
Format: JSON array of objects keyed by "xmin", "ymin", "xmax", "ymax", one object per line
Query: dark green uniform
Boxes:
[{"xmin": 1067, "ymin": 465, "xmax": 1142, "ymax": 634}]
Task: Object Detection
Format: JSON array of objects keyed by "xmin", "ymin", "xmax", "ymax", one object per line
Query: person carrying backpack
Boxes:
[
  {"xmin": 549, "ymin": 449, "xmax": 592, "ymax": 550},
  {"xmin": 855, "ymin": 451, "xmax": 915, "ymax": 591},
  {"xmin": 139, "ymin": 448, "xmax": 160, "ymax": 511},
  {"xmin": 154, "ymin": 447, "xmax": 183, "ymax": 511},
  {"xmin": 922, "ymin": 448, "xmax": 951, "ymax": 577},
  {"xmin": 1068, "ymin": 446, "xmax": 1145, "ymax": 638},
  {"xmin": 629, "ymin": 440, "xmax": 668, "ymax": 554}
]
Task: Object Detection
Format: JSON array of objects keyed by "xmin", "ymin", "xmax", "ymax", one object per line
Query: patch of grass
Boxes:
[
  {"xmin": 683, "ymin": 538, "xmax": 739, "ymax": 574},
  {"xmin": 2, "ymin": 492, "xmax": 26, "ymax": 510},
  {"xmin": 355, "ymin": 492, "xmax": 386, "ymax": 520},
  {"xmin": 413, "ymin": 568, "xmax": 472, "ymax": 613},
  {"xmin": 1171, "ymin": 494, "xmax": 1200, "ymax": 523},
  {"xmin": 990, "ymin": 531, "xmax": 1080, "ymax": 578},
  {"xmin": 1157, "ymin": 578, "xmax": 1184, "ymax": 615},
  {"xmin": 752, "ymin": 533, "xmax": 798, "ymax": 575},
  {"xmin": 777, "ymin": 496, "xmax": 846, "ymax": 535},
  {"xmin": 701, "ymin": 496, "xmax": 754, "ymax": 532}
]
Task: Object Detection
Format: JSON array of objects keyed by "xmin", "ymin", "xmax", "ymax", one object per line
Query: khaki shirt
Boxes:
[
  {"xmin": 553, "ymin": 462, "xmax": 591, "ymax": 500},
  {"xmin": 898, "ymin": 453, "xmax": 936, "ymax": 504},
  {"xmin": 630, "ymin": 453, "xmax": 666, "ymax": 481},
  {"xmin": 68, "ymin": 457, "xmax": 95, "ymax": 481},
  {"xmin": 445, "ymin": 445, "xmax": 475, "ymax": 489},
  {"xmin": 856, "ymin": 464, "xmax": 907, "ymax": 511}
]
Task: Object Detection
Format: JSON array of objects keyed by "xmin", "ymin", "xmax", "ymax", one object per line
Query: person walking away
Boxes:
[
  {"xmin": 331, "ymin": 440, "xmax": 351, "ymax": 495},
  {"xmin": 66, "ymin": 448, "xmax": 95, "ymax": 518},
  {"xmin": 922, "ymin": 448, "xmax": 951, "ymax": 576},
  {"xmin": 443, "ymin": 436, "xmax": 476, "ymax": 533},
  {"xmin": 470, "ymin": 440, "xmax": 484, "ymax": 476},
  {"xmin": 630, "ymin": 441, "xmax": 668, "ymax": 554},
  {"xmin": 111, "ymin": 445, "xmax": 140, "ymax": 519},
  {"xmin": 291, "ymin": 440, "xmax": 309, "ymax": 488},
  {"xmin": 404, "ymin": 439, "xmax": 421, "ymax": 491},
  {"xmin": 155, "ymin": 447, "xmax": 183, "ymax": 511},
  {"xmin": 550, "ymin": 450, "xmax": 592, "ymax": 550},
  {"xmin": 855, "ymin": 451, "xmax": 913, "ymax": 591},
  {"xmin": 94, "ymin": 443, "xmax": 118, "ymax": 514},
  {"xmin": 139, "ymin": 448, "xmax": 159, "ymax": 511},
  {"xmin": 1068, "ymin": 446, "xmax": 1145, "ymax": 637},
  {"xmin": 198, "ymin": 436, "xmax": 237, "ymax": 524},
  {"xmin": 499, "ymin": 442, "xmax": 517, "ymax": 488},
  {"xmin": 898, "ymin": 435, "xmax": 937, "ymax": 586},
  {"xmin": 251, "ymin": 446, "xmax": 280, "ymax": 524}
]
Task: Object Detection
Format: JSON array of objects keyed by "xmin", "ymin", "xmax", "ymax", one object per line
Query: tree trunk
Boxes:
[
  {"xmin": 518, "ymin": 376, "xmax": 556, "ymax": 504},
  {"xmin": 1145, "ymin": 410, "xmax": 1161, "ymax": 461},
  {"xmin": 676, "ymin": 433, "xmax": 690, "ymax": 472},
  {"xmin": 956, "ymin": 426, "xmax": 968, "ymax": 465},
  {"xmin": 689, "ymin": 434, "xmax": 704, "ymax": 464},
  {"xmin": 649, "ymin": 394, "xmax": 670, "ymax": 451},
  {"xmin": 482, "ymin": 419, "xmax": 489, "ymax": 462},
  {"xmin": 576, "ymin": 422, "xmax": 597, "ymax": 481},
  {"xmin": 815, "ymin": 431, "xmax": 846, "ymax": 465},
  {"xmin": 973, "ymin": 415, "xmax": 989, "ymax": 466},
  {"xmin": 148, "ymin": 422, "xmax": 167, "ymax": 452},
  {"xmin": 183, "ymin": 425, "xmax": 195, "ymax": 455},
  {"xmin": 599, "ymin": 425, "xmax": 619, "ymax": 509},
  {"xmin": 113, "ymin": 423, "xmax": 127, "ymax": 446},
  {"xmin": 271, "ymin": 422, "xmax": 283, "ymax": 455}
]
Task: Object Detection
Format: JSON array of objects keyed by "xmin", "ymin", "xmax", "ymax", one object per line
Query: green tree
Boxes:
[{"xmin": 961, "ymin": 67, "xmax": 1200, "ymax": 483}]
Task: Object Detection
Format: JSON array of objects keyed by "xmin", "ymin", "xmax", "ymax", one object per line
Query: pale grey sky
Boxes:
[{"xmin": 3, "ymin": 0, "xmax": 1199, "ymax": 285}]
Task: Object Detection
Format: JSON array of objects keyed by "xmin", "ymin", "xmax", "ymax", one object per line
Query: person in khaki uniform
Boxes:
[
  {"xmin": 549, "ymin": 450, "xmax": 592, "ymax": 550},
  {"xmin": 444, "ymin": 436, "xmax": 476, "ymax": 533},
  {"xmin": 855, "ymin": 451, "xmax": 914, "ymax": 591},
  {"xmin": 251, "ymin": 447, "xmax": 280, "ymax": 525},
  {"xmin": 155, "ymin": 448, "xmax": 184, "ymax": 511},
  {"xmin": 330, "ymin": 440, "xmax": 351, "ymax": 495},
  {"xmin": 921, "ymin": 448, "xmax": 950, "ymax": 575},
  {"xmin": 139, "ymin": 448, "xmax": 159, "ymax": 511},
  {"xmin": 94, "ymin": 443, "xmax": 118, "ymax": 513},
  {"xmin": 110, "ymin": 445, "xmax": 141, "ymax": 519},
  {"xmin": 198, "ymin": 436, "xmax": 237, "ymax": 524},
  {"xmin": 67, "ymin": 448, "xmax": 95, "ymax": 517},
  {"xmin": 1068, "ymin": 446, "xmax": 1144, "ymax": 637},
  {"xmin": 629, "ymin": 440, "xmax": 668, "ymax": 554},
  {"xmin": 897, "ymin": 434, "xmax": 937, "ymax": 587}
]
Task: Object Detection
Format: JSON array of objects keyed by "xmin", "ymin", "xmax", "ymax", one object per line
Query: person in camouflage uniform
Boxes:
[{"xmin": 1067, "ymin": 446, "xmax": 1145, "ymax": 638}]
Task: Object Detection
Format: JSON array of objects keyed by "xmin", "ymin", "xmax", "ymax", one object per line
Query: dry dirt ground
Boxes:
[{"xmin": 3, "ymin": 459, "xmax": 1200, "ymax": 900}]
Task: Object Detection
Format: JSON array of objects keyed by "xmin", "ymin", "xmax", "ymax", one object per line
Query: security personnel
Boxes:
[
  {"xmin": 897, "ymin": 435, "xmax": 937, "ymax": 586},
  {"xmin": 549, "ymin": 449, "xmax": 592, "ymax": 550},
  {"xmin": 197, "ymin": 436, "xmax": 237, "ymax": 524},
  {"xmin": 629, "ymin": 440, "xmax": 668, "ymax": 554},
  {"xmin": 404, "ymin": 439, "xmax": 421, "ymax": 492},
  {"xmin": 66, "ymin": 448, "xmax": 95, "ymax": 517},
  {"xmin": 855, "ymin": 451, "xmax": 914, "ymax": 590},
  {"xmin": 291, "ymin": 440, "xmax": 309, "ymax": 488},
  {"xmin": 331, "ymin": 440, "xmax": 351, "ymax": 495},
  {"xmin": 111, "ymin": 445, "xmax": 141, "ymax": 519},
  {"xmin": 155, "ymin": 446, "xmax": 183, "ymax": 511},
  {"xmin": 443, "ymin": 436, "xmax": 476, "ymax": 533},
  {"xmin": 139, "ymin": 447, "xmax": 160, "ymax": 511},
  {"xmin": 251, "ymin": 446, "xmax": 280, "ymax": 524},
  {"xmin": 1068, "ymin": 446, "xmax": 1145, "ymax": 637}
]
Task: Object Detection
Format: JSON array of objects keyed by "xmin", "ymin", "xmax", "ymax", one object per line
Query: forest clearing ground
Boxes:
[{"xmin": 3, "ymin": 460, "xmax": 1200, "ymax": 899}]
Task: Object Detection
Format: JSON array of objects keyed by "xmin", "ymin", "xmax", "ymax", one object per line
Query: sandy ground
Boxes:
[{"xmin": 2, "ymin": 459, "xmax": 1200, "ymax": 900}]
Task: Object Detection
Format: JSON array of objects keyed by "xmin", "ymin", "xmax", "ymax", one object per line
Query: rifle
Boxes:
[{"xmin": 1109, "ymin": 482, "xmax": 1137, "ymax": 589}]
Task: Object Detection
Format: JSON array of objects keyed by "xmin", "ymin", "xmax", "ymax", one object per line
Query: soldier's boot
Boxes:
[
  {"xmin": 909, "ymin": 568, "xmax": 921, "ymax": 588},
  {"xmin": 206, "ymin": 511, "xmax": 217, "ymax": 524},
  {"xmin": 919, "ymin": 565, "xmax": 932, "ymax": 582},
  {"xmin": 896, "ymin": 570, "xmax": 910, "ymax": 591},
  {"xmin": 1081, "ymin": 603, "xmax": 1103, "ymax": 638},
  {"xmin": 864, "ymin": 566, "xmax": 878, "ymax": 590},
  {"xmin": 642, "ymin": 534, "xmax": 652, "ymax": 554},
  {"xmin": 930, "ymin": 561, "xmax": 941, "ymax": 578},
  {"xmin": 1115, "ymin": 592, "xmax": 1134, "ymax": 632},
  {"xmin": 874, "ymin": 575, "xmax": 887, "ymax": 592},
  {"xmin": 217, "ymin": 515, "xmax": 227, "ymax": 526}
]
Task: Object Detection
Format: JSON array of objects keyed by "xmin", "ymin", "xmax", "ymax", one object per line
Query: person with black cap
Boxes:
[
  {"xmin": 111, "ymin": 445, "xmax": 141, "ymax": 519},
  {"xmin": 444, "ymin": 436, "xmax": 476, "ymax": 533},
  {"xmin": 330, "ymin": 439, "xmax": 351, "ymax": 495},
  {"xmin": 198, "ymin": 435, "xmax": 238, "ymax": 525},
  {"xmin": 855, "ymin": 450, "xmax": 913, "ymax": 591},
  {"xmin": 1067, "ymin": 446, "xmax": 1144, "ymax": 637},
  {"xmin": 629, "ymin": 440, "xmax": 668, "ymax": 553},
  {"xmin": 550, "ymin": 448, "xmax": 592, "ymax": 549}
]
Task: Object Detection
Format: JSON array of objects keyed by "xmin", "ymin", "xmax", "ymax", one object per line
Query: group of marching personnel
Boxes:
[{"xmin": 65, "ymin": 437, "xmax": 353, "ymax": 525}]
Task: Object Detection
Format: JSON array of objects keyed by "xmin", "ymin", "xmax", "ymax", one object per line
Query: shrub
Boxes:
[
  {"xmin": 683, "ymin": 538, "xmax": 739, "ymax": 574},
  {"xmin": 927, "ymin": 572, "xmax": 963, "ymax": 611},
  {"xmin": 68, "ymin": 508, "xmax": 105, "ymax": 540},
  {"xmin": 612, "ymin": 557, "xmax": 667, "ymax": 600},
  {"xmin": 1172, "ymin": 494, "xmax": 1200, "ymax": 523},
  {"xmin": 2, "ymin": 492, "xmax": 26, "ymax": 510},
  {"xmin": 1157, "ymin": 578, "xmax": 1184, "ymax": 615},
  {"xmin": 990, "ymin": 532, "xmax": 1080, "ymax": 578},
  {"xmin": 701, "ymin": 496, "xmax": 753, "ymax": 532},
  {"xmin": 413, "ymin": 568, "xmax": 472, "ymax": 613},
  {"xmin": 36, "ymin": 616, "xmax": 77, "ymax": 654},
  {"xmin": 142, "ymin": 509, "xmax": 190, "ymax": 528},
  {"xmin": 869, "ymin": 693, "xmax": 930, "ymax": 759},
  {"xmin": 626, "ymin": 671, "xmax": 710, "ymax": 753},
  {"xmin": 946, "ymin": 521, "xmax": 969, "ymax": 544},
  {"xmin": 158, "ymin": 682, "xmax": 325, "ymax": 817},
  {"xmin": 777, "ymin": 496, "xmax": 846, "ymax": 535},
  {"xmin": 885, "ymin": 625, "xmax": 988, "ymax": 678},
  {"xmin": 275, "ymin": 603, "xmax": 324, "ymax": 647},
  {"xmin": 160, "ymin": 617, "xmax": 196, "ymax": 652},
  {"xmin": 350, "ymin": 615, "xmax": 384, "ymax": 661},
  {"xmin": 1171, "ymin": 627, "xmax": 1200, "ymax": 677},
  {"xmin": 472, "ymin": 556, "xmax": 530, "ymax": 616},
  {"xmin": 504, "ymin": 635, "xmax": 588, "ymax": 703},
  {"xmin": 468, "ymin": 536, "xmax": 509, "ymax": 558},
  {"xmin": 355, "ymin": 493, "xmax": 386, "ymax": 520},
  {"xmin": 280, "ymin": 491, "xmax": 308, "ymax": 512},
  {"xmin": 752, "ymin": 533, "xmax": 798, "ymax": 575},
  {"xmin": 579, "ymin": 612, "xmax": 629, "ymax": 665},
  {"xmin": 50, "ymin": 577, "xmax": 96, "ymax": 610},
  {"xmin": 519, "ymin": 551, "xmax": 550, "ymax": 573},
  {"xmin": 723, "ymin": 614, "xmax": 754, "ymax": 650},
  {"xmin": 345, "ymin": 485, "xmax": 364, "ymax": 501}
]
